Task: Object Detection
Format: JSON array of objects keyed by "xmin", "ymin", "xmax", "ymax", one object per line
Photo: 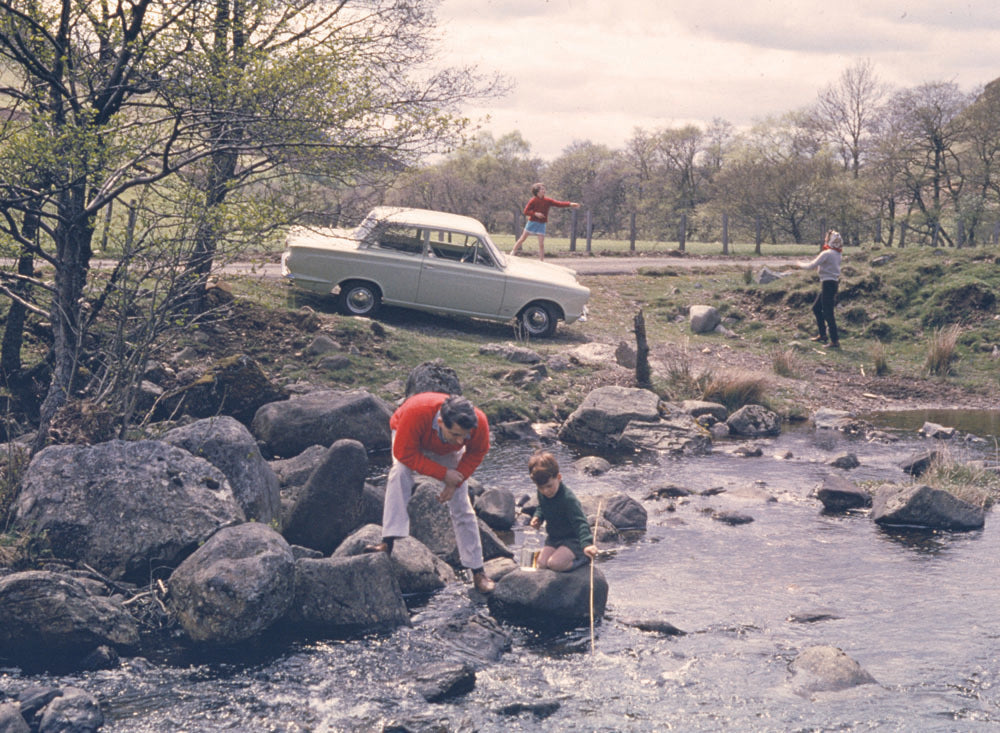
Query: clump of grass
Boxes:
[
  {"xmin": 922, "ymin": 451, "xmax": 1000, "ymax": 509},
  {"xmin": 872, "ymin": 339, "xmax": 890, "ymax": 376},
  {"xmin": 925, "ymin": 324, "xmax": 961, "ymax": 376},
  {"xmin": 771, "ymin": 347, "xmax": 799, "ymax": 377},
  {"xmin": 700, "ymin": 369, "xmax": 769, "ymax": 412}
]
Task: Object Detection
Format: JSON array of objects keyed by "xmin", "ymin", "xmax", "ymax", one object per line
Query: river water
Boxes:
[{"xmin": 3, "ymin": 414, "xmax": 1000, "ymax": 732}]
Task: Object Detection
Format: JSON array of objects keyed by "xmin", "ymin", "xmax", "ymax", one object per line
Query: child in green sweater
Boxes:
[{"xmin": 528, "ymin": 451, "xmax": 598, "ymax": 571}]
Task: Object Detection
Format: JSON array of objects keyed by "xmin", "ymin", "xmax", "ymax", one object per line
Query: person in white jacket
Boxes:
[{"xmin": 799, "ymin": 230, "xmax": 843, "ymax": 348}]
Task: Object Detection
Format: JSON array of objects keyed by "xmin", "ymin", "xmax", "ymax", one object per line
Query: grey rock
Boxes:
[
  {"xmin": 37, "ymin": 688, "xmax": 103, "ymax": 733},
  {"xmin": 0, "ymin": 571, "xmax": 139, "ymax": 664},
  {"xmin": 404, "ymin": 360, "xmax": 462, "ymax": 397},
  {"xmin": 163, "ymin": 416, "xmax": 281, "ymax": 525},
  {"xmin": 474, "ymin": 488, "xmax": 517, "ymax": 532},
  {"xmin": 815, "ymin": 475, "xmax": 872, "ymax": 512},
  {"xmin": 13, "ymin": 441, "xmax": 243, "ymax": 583},
  {"xmin": 251, "ymin": 389, "xmax": 393, "ymax": 458},
  {"xmin": 285, "ymin": 554, "xmax": 410, "ymax": 632},
  {"xmin": 487, "ymin": 566, "xmax": 608, "ymax": 631},
  {"xmin": 789, "ymin": 645, "xmax": 876, "ymax": 692},
  {"xmin": 168, "ymin": 523, "xmax": 296, "ymax": 644},
  {"xmin": 872, "ymin": 484, "xmax": 984, "ymax": 531},
  {"xmin": 689, "ymin": 305, "xmax": 721, "ymax": 333},
  {"xmin": 282, "ymin": 439, "xmax": 368, "ymax": 554},
  {"xmin": 333, "ymin": 524, "xmax": 455, "ymax": 595},
  {"xmin": 727, "ymin": 404, "xmax": 781, "ymax": 437}
]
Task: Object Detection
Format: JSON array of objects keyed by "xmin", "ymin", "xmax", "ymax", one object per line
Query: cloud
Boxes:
[{"xmin": 432, "ymin": 0, "xmax": 1000, "ymax": 158}]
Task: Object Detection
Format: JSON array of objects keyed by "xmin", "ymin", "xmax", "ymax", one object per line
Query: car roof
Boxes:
[{"xmin": 369, "ymin": 206, "xmax": 489, "ymax": 236}]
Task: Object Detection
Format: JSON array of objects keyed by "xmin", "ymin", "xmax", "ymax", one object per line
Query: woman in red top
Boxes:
[{"xmin": 510, "ymin": 182, "xmax": 580, "ymax": 261}]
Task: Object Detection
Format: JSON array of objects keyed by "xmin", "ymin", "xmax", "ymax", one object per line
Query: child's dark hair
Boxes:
[
  {"xmin": 530, "ymin": 182, "xmax": 544, "ymax": 196},
  {"xmin": 528, "ymin": 450, "xmax": 559, "ymax": 486}
]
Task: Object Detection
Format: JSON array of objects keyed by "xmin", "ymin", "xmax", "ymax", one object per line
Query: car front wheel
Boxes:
[
  {"xmin": 339, "ymin": 281, "xmax": 381, "ymax": 317},
  {"xmin": 518, "ymin": 303, "xmax": 558, "ymax": 338}
]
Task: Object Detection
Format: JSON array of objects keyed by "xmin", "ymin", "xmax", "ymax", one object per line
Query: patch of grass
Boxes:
[
  {"xmin": 872, "ymin": 339, "xmax": 890, "ymax": 377},
  {"xmin": 925, "ymin": 324, "xmax": 961, "ymax": 376},
  {"xmin": 771, "ymin": 347, "xmax": 799, "ymax": 377},
  {"xmin": 700, "ymin": 370, "xmax": 770, "ymax": 412},
  {"xmin": 922, "ymin": 451, "xmax": 1000, "ymax": 508}
]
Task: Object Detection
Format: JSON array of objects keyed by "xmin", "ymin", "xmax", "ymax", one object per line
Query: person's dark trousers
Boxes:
[{"xmin": 811, "ymin": 279, "xmax": 839, "ymax": 343}]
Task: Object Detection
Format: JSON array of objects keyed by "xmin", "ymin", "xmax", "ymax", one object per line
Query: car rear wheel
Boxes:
[
  {"xmin": 339, "ymin": 281, "xmax": 381, "ymax": 317},
  {"xmin": 518, "ymin": 302, "xmax": 558, "ymax": 338}
]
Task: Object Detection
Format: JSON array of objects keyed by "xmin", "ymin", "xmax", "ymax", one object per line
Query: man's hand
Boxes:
[
  {"xmin": 529, "ymin": 516, "xmax": 541, "ymax": 529},
  {"xmin": 438, "ymin": 469, "xmax": 465, "ymax": 503}
]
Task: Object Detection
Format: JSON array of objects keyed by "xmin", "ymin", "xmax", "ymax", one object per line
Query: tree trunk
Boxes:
[{"xmin": 33, "ymin": 191, "xmax": 94, "ymax": 452}]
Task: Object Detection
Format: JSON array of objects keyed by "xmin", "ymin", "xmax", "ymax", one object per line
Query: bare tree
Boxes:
[{"xmin": 814, "ymin": 59, "xmax": 889, "ymax": 178}]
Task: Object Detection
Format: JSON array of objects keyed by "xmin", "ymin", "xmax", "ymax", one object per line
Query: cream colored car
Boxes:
[{"xmin": 281, "ymin": 207, "xmax": 590, "ymax": 337}]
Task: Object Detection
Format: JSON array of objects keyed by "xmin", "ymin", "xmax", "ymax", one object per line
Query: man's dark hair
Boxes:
[{"xmin": 440, "ymin": 395, "xmax": 477, "ymax": 430}]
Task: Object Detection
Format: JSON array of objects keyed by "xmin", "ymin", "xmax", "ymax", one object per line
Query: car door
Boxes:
[
  {"xmin": 368, "ymin": 223, "xmax": 425, "ymax": 304},
  {"xmin": 416, "ymin": 229, "xmax": 507, "ymax": 316}
]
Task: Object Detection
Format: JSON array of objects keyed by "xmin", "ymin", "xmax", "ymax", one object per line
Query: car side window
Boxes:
[
  {"xmin": 376, "ymin": 225, "xmax": 424, "ymax": 255},
  {"xmin": 427, "ymin": 230, "xmax": 495, "ymax": 267}
]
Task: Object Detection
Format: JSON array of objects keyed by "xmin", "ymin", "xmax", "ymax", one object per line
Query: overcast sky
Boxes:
[{"xmin": 433, "ymin": 0, "xmax": 1000, "ymax": 160}]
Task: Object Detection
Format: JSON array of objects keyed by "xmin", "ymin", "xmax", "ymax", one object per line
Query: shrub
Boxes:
[
  {"xmin": 700, "ymin": 370, "xmax": 769, "ymax": 412},
  {"xmin": 771, "ymin": 347, "xmax": 799, "ymax": 377},
  {"xmin": 925, "ymin": 325, "xmax": 961, "ymax": 376},
  {"xmin": 872, "ymin": 340, "xmax": 890, "ymax": 376}
]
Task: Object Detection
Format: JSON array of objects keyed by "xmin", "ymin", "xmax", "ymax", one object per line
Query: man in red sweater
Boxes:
[
  {"xmin": 366, "ymin": 392, "xmax": 495, "ymax": 593},
  {"xmin": 509, "ymin": 182, "xmax": 580, "ymax": 261}
]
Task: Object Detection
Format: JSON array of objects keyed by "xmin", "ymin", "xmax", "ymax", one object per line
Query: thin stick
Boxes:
[{"xmin": 590, "ymin": 499, "xmax": 603, "ymax": 656}]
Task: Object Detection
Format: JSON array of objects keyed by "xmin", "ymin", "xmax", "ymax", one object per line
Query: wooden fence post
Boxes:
[
  {"xmin": 569, "ymin": 209, "xmax": 577, "ymax": 252},
  {"xmin": 679, "ymin": 213, "xmax": 687, "ymax": 252},
  {"xmin": 754, "ymin": 216, "xmax": 762, "ymax": 255},
  {"xmin": 722, "ymin": 213, "xmax": 729, "ymax": 254},
  {"xmin": 629, "ymin": 212, "xmax": 636, "ymax": 252},
  {"xmin": 585, "ymin": 209, "xmax": 593, "ymax": 254}
]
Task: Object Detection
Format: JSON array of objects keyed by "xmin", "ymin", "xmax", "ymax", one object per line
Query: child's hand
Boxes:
[
  {"xmin": 583, "ymin": 544, "xmax": 598, "ymax": 559},
  {"xmin": 529, "ymin": 516, "xmax": 541, "ymax": 529}
]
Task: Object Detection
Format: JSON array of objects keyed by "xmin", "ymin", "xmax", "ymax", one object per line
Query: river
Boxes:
[{"xmin": 3, "ymin": 414, "xmax": 1000, "ymax": 731}]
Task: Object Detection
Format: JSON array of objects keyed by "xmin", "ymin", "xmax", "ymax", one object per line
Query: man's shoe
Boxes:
[
  {"xmin": 472, "ymin": 571, "xmax": 495, "ymax": 594},
  {"xmin": 825, "ymin": 341, "xmax": 840, "ymax": 349},
  {"xmin": 809, "ymin": 335, "xmax": 828, "ymax": 343},
  {"xmin": 363, "ymin": 541, "xmax": 390, "ymax": 554}
]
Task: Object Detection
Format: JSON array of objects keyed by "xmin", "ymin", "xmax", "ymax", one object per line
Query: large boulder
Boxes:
[
  {"xmin": 727, "ymin": 404, "xmax": 781, "ymax": 437},
  {"xmin": 167, "ymin": 523, "xmax": 296, "ymax": 644},
  {"xmin": 251, "ymin": 389, "xmax": 393, "ymax": 458},
  {"xmin": 580, "ymin": 493, "xmax": 647, "ymax": 532},
  {"xmin": 12, "ymin": 441, "xmax": 244, "ymax": 583},
  {"xmin": 618, "ymin": 412, "xmax": 712, "ymax": 456},
  {"xmin": 689, "ymin": 305, "xmax": 721, "ymax": 333},
  {"xmin": 558, "ymin": 386, "xmax": 661, "ymax": 448},
  {"xmin": 163, "ymin": 416, "xmax": 281, "ymax": 525},
  {"xmin": 871, "ymin": 484, "xmax": 985, "ymax": 531},
  {"xmin": 333, "ymin": 524, "xmax": 455, "ymax": 595},
  {"xmin": 487, "ymin": 566, "xmax": 608, "ymax": 631},
  {"xmin": 0, "ymin": 571, "xmax": 139, "ymax": 668},
  {"xmin": 407, "ymin": 481, "xmax": 513, "ymax": 568},
  {"xmin": 282, "ymin": 439, "xmax": 368, "ymax": 554},
  {"xmin": 474, "ymin": 488, "xmax": 517, "ymax": 532},
  {"xmin": 405, "ymin": 360, "xmax": 463, "ymax": 397},
  {"xmin": 158, "ymin": 354, "xmax": 287, "ymax": 426},
  {"xmin": 284, "ymin": 554, "xmax": 410, "ymax": 633}
]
